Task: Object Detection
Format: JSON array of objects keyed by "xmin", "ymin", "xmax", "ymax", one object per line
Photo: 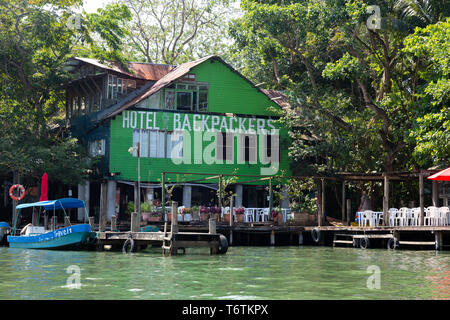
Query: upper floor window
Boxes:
[
  {"xmin": 163, "ymin": 82, "xmax": 208, "ymax": 112},
  {"xmin": 89, "ymin": 139, "xmax": 105, "ymax": 157},
  {"xmin": 107, "ymin": 74, "xmax": 134, "ymax": 100}
]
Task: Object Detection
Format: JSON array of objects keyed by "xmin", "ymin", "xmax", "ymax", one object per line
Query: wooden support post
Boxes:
[
  {"xmin": 208, "ymin": 218, "xmax": 216, "ymax": 234},
  {"xmin": 99, "ymin": 182, "xmax": 107, "ymax": 232},
  {"xmin": 432, "ymin": 181, "xmax": 438, "ymax": 207},
  {"xmin": 111, "ymin": 215, "xmax": 117, "ymax": 231},
  {"xmin": 229, "ymin": 195, "xmax": 234, "ymax": 227},
  {"xmin": 134, "ymin": 181, "xmax": 140, "ymax": 225},
  {"xmin": 131, "ymin": 212, "xmax": 139, "ymax": 232},
  {"xmin": 161, "ymin": 172, "xmax": 166, "ymax": 221},
  {"xmin": 298, "ymin": 232, "xmax": 303, "ymax": 246},
  {"xmin": 341, "ymin": 181, "xmax": 346, "ymax": 223},
  {"xmin": 419, "ymin": 173, "xmax": 424, "ymax": 226},
  {"xmin": 346, "ymin": 199, "xmax": 351, "ymax": 226},
  {"xmin": 270, "ymin": 229, "xmax": 275, "ymax": 246},
  {"xmin": 171, "ymin": 201, "xmax": 178, "ymax": 234},
  {"xmin": 218, "ymin": 175, "xmax": 223, "ymax": 219},
  {"xmin": 44, "ymin": 214, "xmax": 48, "ymax": 230},
  {"xmin": 12, "ymin": 170, "xmax": 19, "ymax": 224},
  {"xmin": 89, "ymin": 216, "xmax": 95, "ymax": 230},
  {"xmin": 321, "ymin": 178, "xmax": 325, "ymax": 225},
  {"xmin": 383, "ymin": 174, "xmax": 389, "ymax": 226},
  {"xmin": 316, "ymin": 179, "xmax": 322, "ymax": 227},
  {"xmin": 435, "ymin": 232, "xmax": 443, "ymax": 251},
  {"xmin": 229, "ymin": 230, "xmax": 233, "ymax": 246},
  {"xmin": 269, "ymin": 177, "xmax": 273, "ymax": 219}
]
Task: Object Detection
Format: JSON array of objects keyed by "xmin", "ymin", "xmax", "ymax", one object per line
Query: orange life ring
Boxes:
[{"xmin": 9, "ymin": 184, "xmax": 25, "ymax": 201}]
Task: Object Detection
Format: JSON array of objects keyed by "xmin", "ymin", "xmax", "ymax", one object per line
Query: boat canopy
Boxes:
[{"xmin": 16, "ymin": 198, "xmax": 86, "ymax": 211}]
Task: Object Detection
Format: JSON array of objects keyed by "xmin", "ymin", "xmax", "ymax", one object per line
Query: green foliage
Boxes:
[
  {"xmin": 140, "ymin": 201, "xmax": 153, "ymax": 212},
  {"xmin": 125, "ymin": 202, "xmax": 134, "ymax": 215},
  {"xmin": 0, "ymin": 0, "xmax": 134, "ymax": 186},
  {"xmin": 231, "ymin": 0, "xmax": 449, "ymax": 177}
]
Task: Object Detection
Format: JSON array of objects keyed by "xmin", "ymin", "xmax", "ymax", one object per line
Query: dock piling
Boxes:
[
  {"xmin": 111, "ymin": 216, "xmax": 117, "ymax": 231},
  {"xmin": 131, "ymin": 212, "xmax": 139, "ymax": 232},
  {"xmin": 208, "ymin": 218, "xmax": 216, "ymax": 234}
]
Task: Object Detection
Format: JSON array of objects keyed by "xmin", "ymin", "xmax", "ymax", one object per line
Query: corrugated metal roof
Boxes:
[
  {"xmin": 71, "ymin": 57, "xmax": 174, "ymax": 81},
  {"xmin": 95, "ymin": 55, "xmax": 285, "ymax": 122},
  {"xmin": 102, "ymin": 55, "xmax": 215, "ymax": 120},
  {"xmin": 127, "ymin": 62, "xmax": 175, "ymax": 81}
]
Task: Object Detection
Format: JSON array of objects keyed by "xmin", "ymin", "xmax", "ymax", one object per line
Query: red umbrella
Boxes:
[
  {"xmin": 40, "ymin": 173, "xmax": 48, "ymax": 201},
  {"xmin": 427, "ymin": 167, "xmax": 450, "ymax": 181}
]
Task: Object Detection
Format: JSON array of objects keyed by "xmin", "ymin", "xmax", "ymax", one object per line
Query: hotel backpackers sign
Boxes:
[{"xmin": 113, "ymin": 110, "xmax": 282, "ymax": 176}]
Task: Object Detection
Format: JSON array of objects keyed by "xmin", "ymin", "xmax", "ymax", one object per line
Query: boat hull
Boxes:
[
  {"xmin": 0, "ymin": 223, "xmax": 10, "ymax": 245},
  {"xmin": 7, "ymin": 224, "xmax": 93, "ymax": 250}
]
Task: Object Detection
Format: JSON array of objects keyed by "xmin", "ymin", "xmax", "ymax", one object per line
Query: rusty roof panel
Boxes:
[
  {"xmin": 127, "ymin": 62, "xmax": 175, "ymax": 81},
  {"xmin": 71, "ymin": 57, "xmax": 174, "ymax": 81}
]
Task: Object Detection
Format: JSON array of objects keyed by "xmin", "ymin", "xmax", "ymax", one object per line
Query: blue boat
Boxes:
[
  {"xmin": 0, "ymin": 222, "xmax": 10, "ymax": 245},
  {"xmin": 7, "ymin": 198, "xmax": 95, "ymax": 250}
]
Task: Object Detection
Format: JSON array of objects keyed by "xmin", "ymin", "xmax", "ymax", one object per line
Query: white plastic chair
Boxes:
[
  {"xmin": 361, "ymin": 210, "xmax": 376, "ymax": 227},
  {"xmin": 244, "ymin": 208, "xmax": 254, "ymax": 222},
  {"xmin": 425, "ymin": 206, "xmax": 438, "ymax": 226},
  {"xmin": 397, "ymin": 207, "xmax": 411, "ymax": 226},
  {"xmin": 255, "ymin": 208, "xmax": 267, "ymax": 222},
  {"xmin": 410, "ymin": 208, "xmax": 421, "ymax": 226},
  {"xmin": 374, "ymin": 212, "xmax": 383, "ymax": 226},
  {"xmin": 263, "ymin": 208, "xmax": 270, "ymax": 221},
  {"xmin": 388, "ymin": 208, "xmax": 398, "ymax": 226},
  {"xmin": 438, "ymin": 207, "xmax": 449, "ymax": 226}
]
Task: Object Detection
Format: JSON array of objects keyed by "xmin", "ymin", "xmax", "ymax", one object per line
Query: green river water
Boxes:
[{"xmin": 0, "ymin": 246, "xmax": 448, "ymax": 300}]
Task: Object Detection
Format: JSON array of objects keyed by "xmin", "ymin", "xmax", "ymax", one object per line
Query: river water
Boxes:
[{"xmin": 0, "ymin": 246, "xmax": 448, "ymax": 300}]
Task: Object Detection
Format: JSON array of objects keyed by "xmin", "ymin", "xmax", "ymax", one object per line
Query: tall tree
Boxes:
[
  {"xmin": 0, "ymin": 0, "xmax": 132, "ymax": 185},
  {"xmin": 230, "ymin": 0, "xmax": 449, "ymax": 175},
  {"xmin": 117, "ymin": 0, "xmax": 237, "ymax": 64}
]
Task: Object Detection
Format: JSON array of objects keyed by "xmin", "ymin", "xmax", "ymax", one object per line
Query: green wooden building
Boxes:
[{"xmin": 64, "ymin": 55, "xmax": 291, "ymax": 221}]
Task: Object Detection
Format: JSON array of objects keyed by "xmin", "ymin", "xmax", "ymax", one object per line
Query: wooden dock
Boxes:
[
  {"xmin": 168, "ymin": 224, "xmax": 450, "ymax": 250},
  {"xmin": 94, "ymin": 203, "xmax": 228, "ymax": 255},
  {"xmin": 88, "ymin": 201, "xmax": 450, "ymax": 252}
]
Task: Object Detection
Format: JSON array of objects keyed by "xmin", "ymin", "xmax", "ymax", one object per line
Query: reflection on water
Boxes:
[{"xmin": 0, "ymin": 246, "xmax": 448, "ymax": 300}]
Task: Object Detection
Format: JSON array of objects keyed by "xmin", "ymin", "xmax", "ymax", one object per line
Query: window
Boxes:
[
  {"xmin": 89, "ymin": 140, "xmax": 105, "ymax": 157},
  {"xmin": 162, "ymin": 82, "xmax": 208, "ymax": 111},
  {"xmin": 216, "ymin": 132, "xmax": 233, "ymax": 161},
  {"xmin": 240, "ymin": 134, "xmax": 256, "ymax": 163},
  {"xmin": 198, "ymin": 90, "xmax": 208, "ymax": 111},
  {"xmin": 107, "ymin": 74, "xmax": 127, "ymax": 99},
  {"xmin": 165, "ymin": 90, "xmax": 175, "ymax": 109},
  {"xmin": 176, "ymin": 91, "xmax": 192, "ymax": 111},
  {"xmin": 262, "ymin": 133, "xmax": 280, "ymax": 163},
  {"xmin": 132, "ymin": 129, "xmax": 183, "ymax": 159},
  {"xmin": 166, "ymin": 131, "xmax": 183, "ymax": 159}
]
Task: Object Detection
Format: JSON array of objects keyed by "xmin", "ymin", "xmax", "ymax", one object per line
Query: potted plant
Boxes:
[
  {"xmin": 179, "ymin": 207, "xmax": 192, "ymax": 222},
  {"xmin": 126, "ymin": 202, "xmax": 135, "ymax": 216},
  {"xmin": 141, "ymin": 202, "xmax": 152, "ymax": 222},
  {"xmin": 148, "ymin": 210, "xmax": 161, "ymax": 222},
  {"xmin": 199, "ymin": 206, "xmax": 209, "ymax": 221},
  {"xmin": 191, "ymin": 205, "xmax": 200, "ymax": 221},
  {"xmin": 272, "ymin": 207, "xmax": 283, "ymax": 224},
  {"xmin": 223, "ymin": 210, "xmax": 231, "ymax": 223},
  {"xmin": 234, "ymin": 207, "xmax": 245, "ymax": 223},
  {"xmin": 209, "ymin": 206, "xmax": 220, "ymax": 220}
]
